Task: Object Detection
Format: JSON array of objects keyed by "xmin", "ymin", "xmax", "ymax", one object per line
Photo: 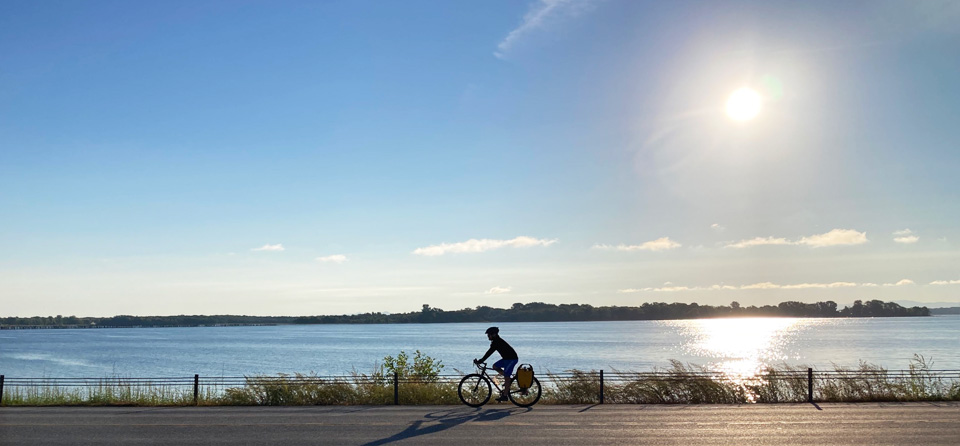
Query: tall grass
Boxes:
[
  {"xmin": 587, "ymin": 354, "xmax": 960, "ymax": 404},
  {"xmin": 1, "ymin": 380, "xmax": 208, "ymax": 406},
  {"xmin": 3, "ymin": 355, "xmax": 957, "ymax": 406},
  {"xmin": 811, "ymin": 355, "xmax": 960, "ymax": 402},
  {"xmin": 216, "ymin": 372, "xmax": 459, "ymax": 406},
  {"xmin": 611, "ymin": 361, "xmax": 748, "ymax": 404}
]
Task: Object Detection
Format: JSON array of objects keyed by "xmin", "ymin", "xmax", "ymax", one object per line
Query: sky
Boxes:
[{"xmin": 1, "ymin": 0, "xmax": 958, "ymax": 317}]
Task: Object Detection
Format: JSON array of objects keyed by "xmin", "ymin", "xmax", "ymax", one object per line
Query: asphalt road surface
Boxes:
[{"xmin": 2, "ymin": 403, "xmax": 958, "ymax": 445}]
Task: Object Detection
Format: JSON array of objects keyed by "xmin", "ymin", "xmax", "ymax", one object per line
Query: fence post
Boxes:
[
  {"xmin": 194, "ymin": 374, "xmax": 200, "ymax": 405},
  {"xmin": 807, "ymin": 368, "xmax": 813, "ymax": 403},
  {"xmin": 599, "ymin": 370, "xmax": 604, "ymax": 404},
  {"xmin": 393, "ymin": 372, "xmax": 399, "ymax": 405},
  {"xmin": 1, "ymin": 375, "xmax": 4, "ymax": 406}
]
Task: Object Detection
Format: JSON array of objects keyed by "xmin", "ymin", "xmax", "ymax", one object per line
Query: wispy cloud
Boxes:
[
  {"xmin": 799, "ymin": 229, "xmax": 868, "ymax": 247},
  {"xmin": 883, "ymin": 279, "xmax": 915, "ymax": 287},
  {"xmin": 739, "ymin": 282, "xmax": 782, "ymax": 290},
  {"xmin": 495, "ymin": 0, "xmax": 597, "ymax": 59},
  {"xmin": 412, "ymin": 236, "xmax": 556, "ymax": 256},
  {"xmin": 618, "ymin": 280, "xmax": 903, "ymax": 293},
  {"xmin": 710, "ymin": 223, "xmax": 726, "ymax": 233},
  {"xmin": 724, "ymin": 237, "xmax": 793, "ymax": 249},
  {"xmin": 781, "ymin": 282, "xmax": 859, "ymax": 289},
  {"xmin": 593, "ymin": 237, "xmax": 682, "ymax": 252},
  {"xmin": 252, "ymin": 244, "xmax": 284, "ymax": 252},
  {"xmin": 486, "ymin": 286, "xmax": 512, "ymax": 294},
  {"xmin": 725, "ymin": 229, "xmax": 868, "ymax": 248},
  {"xmin": 930, "ymin": 279, "xmax": 960, "ymax": 285},
  {"xmin": 893, "ymin": 229, "xmax": 918, "ymax": 244},
  {"xmin": 315, "ymin": 255, "xmax": 347, "ymax": 263}
]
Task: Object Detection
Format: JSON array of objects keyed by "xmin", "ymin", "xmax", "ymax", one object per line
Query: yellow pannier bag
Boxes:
[{"xmin": 516, "ymin": 364, "xmax": 534, "ymax": 389}]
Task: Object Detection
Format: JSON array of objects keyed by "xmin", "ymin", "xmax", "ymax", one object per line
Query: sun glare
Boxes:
[
  {"xmin": 726, "ymin": 87, "xmax": 762, "ymax": 121},
  {"xmin": 665, "ymin": 318, "xmax": 816, "ymax": 389}
]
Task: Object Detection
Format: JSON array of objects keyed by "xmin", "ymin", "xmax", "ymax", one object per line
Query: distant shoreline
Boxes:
[{"xmin": 1, "ymin": 299, "xmax": 944, "ymax": 330}]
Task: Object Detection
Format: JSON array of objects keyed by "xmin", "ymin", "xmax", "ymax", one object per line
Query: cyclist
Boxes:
[{"xmin": 474, "ymin": 326, "xmax": 519, "ymax": 402}]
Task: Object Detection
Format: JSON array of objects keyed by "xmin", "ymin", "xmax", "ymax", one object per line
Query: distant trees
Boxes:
[
  {"xmin": 0, "ymin": 299, "xmax": 931, "ymax": 329},
  {"xmin": 273, "ymin": 299, "xmax": 931, "ymax": 324},
  {"xmin": 839, "ymin": 299, "xmax": 928, "ymax": 317},
  {"xmin": 0, "ymin": 315, "xmax": 298, "ymax": 328}
]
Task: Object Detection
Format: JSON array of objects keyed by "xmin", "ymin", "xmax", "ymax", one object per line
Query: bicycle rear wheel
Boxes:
[
  {"xmin": 458, "ymin": 374, "xmax": 492, "ymax": 407},
  {"xmin": 508, "ymin": 376, "xmax": 541, "ymax": 407}
]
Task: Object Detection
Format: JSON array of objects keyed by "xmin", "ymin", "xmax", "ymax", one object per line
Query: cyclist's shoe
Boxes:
[{"xmin": 496, "ymin": 394, "xmax": 509, "ymax": 402}]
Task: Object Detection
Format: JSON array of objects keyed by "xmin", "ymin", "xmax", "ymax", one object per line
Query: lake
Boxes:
[{"xmin": 1, "ymin": 316, "xmax": 957, "ymax": 378}]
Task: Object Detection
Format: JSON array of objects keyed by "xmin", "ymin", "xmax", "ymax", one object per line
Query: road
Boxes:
[{"xmin": 1, "ymin": 403, "xmax": 958, "ymax": 445}]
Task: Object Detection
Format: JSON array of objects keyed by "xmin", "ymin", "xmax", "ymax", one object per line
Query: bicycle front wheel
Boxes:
[
  {"xmin": 458, "ymin": 374, "xmax": 492, "ymax": 407},
  {"xmin": 508, "ymin": 376, "xmax": 542, "ymax": 407}
]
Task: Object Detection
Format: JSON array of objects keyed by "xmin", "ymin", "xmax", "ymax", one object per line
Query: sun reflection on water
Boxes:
[{"xmin": 663, "ymin": 318, "xmax": 822, "ymax": 401}]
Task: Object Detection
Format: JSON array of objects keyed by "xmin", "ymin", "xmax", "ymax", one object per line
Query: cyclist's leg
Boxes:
[
  {"xmin": 492, "ymin": 359, "xmax": 511, "ymax": 400},
  {"xmin": 503, "ymin": 360, "xmax": 518, "ymax": 387},
  {"xmin": 493, "ymin": 359, "xmax": 517, "ymax": 375},
  {"xmin": 495, "ymin": 360, "xmax": 519, "ymax": 394}
]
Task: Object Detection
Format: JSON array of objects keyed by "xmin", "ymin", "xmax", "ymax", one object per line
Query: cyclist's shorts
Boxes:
[{"xmin": 494, "ymin": 359, "xmax": 519, "ymax": 377}]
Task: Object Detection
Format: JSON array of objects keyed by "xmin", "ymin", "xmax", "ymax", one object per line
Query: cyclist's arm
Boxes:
[{"xmin": 477, "ymin": 345, "xmax": 496, "ymax": 363}]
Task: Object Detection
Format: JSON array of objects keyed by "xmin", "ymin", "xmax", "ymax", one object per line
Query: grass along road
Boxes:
[{"xmin": 1, "ymin": 403, "xmax": 958, "ymax": 445}]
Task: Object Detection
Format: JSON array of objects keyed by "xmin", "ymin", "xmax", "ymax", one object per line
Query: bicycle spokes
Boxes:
[{"xmin": 458, "ymin": 374, "xmax": 492, "ymax": 407}]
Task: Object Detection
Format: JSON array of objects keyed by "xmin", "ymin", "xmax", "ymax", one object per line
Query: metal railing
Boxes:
[{"xmin": 2, "ymin": 369, "xmax": 958, "ymax": 405}]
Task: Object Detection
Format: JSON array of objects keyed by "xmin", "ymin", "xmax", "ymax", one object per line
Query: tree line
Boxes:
[
  {"xmin": 0, "ymin": 314, "xmax": 296, "ymax": 328},
  {"xmin": 1, "ymin": 299, "xmax": 928, "ymax": 328},
  {"xmin": 293, "ymin": 299, "xmax": 929, "ymax": 324}
]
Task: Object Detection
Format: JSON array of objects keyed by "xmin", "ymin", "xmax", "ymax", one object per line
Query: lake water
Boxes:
[{"xmin": 1, "ymin": 316, "xmax": 957, "ymax": 378}]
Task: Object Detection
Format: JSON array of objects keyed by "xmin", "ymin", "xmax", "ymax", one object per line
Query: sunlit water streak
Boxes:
[
  {"xmin": 662, "ymin": 318, "xmax": 826, "ymax": 401},
  {"xmin": 665, "ymin": 318, "xmax": 818, "ymax": 374}
]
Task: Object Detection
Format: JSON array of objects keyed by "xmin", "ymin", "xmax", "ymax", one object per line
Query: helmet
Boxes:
[{"xmin": 485, "ymin": 326, "xmax": 499, "ymax": 335}]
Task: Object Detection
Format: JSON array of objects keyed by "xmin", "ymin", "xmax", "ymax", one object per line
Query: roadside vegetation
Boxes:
[
  {"xmin": 2, "ymin": 353, "xmax": 956, "ymax": 406},
  {"xmin": 547, "ymin": 355, "xmax": 960, "ymax": 404},
  {"xmin": 218, "ymin": 350, "xmax": 458, "ymax": 405},
  {"xmin": 1, "ymin": 382, "xmax": 211, "ymax": 406}
]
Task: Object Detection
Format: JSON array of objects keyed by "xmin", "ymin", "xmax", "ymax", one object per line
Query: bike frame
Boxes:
[{"xmin": 473, "ymin": 362, "xmax": 509, "ymax": 392}]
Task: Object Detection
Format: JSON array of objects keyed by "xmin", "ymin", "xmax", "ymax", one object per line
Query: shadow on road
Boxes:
[{"xmin": 363, "ymin": 406, "xmax": 532, "ymax": 446}]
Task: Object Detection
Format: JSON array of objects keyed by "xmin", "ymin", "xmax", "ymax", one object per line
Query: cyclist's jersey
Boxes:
[{"xmin": 481, "ymin": 337, "xmax": 518, "ymax": 361}]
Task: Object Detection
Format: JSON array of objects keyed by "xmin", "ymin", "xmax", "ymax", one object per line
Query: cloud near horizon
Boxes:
[
  {"xmin": 252, "ymin": 243, "xmax": 285, "ymax": 252},
  {"xmin": 894, "ymin": 235, "xmax": 919, "ymax": 244},
  {"xmin": 724, "ymin": 236, "xmax": 792, "ymax": 249},
  {"xmin": 486, "ymin": 286, "xmax": 512, "ymax": 294},
  {"xmin": 618, "ymin": 279, "xmax": 911, "ymax": 293},
  {"xmin": 412, "ymin": 236, "xmax": 557, "ymax": 256},
  {"xmin": 930, "ymin": 279, "xmax": 960, "ymax": 285},
  {"xmin": 593, "ymin": 237, "xmax": 682, "ymax": 252},
  {"xmin": 883, "ymin": 279, "xmax": 915, "ymax": 287},
  {"xmin": 893, "ymin": 229, "xmax": 919, "ymax": 244},
  {"xmin": 725, "ymin": 229, "xmax": 868, "ymax": 248},
  {"xmin": 315, "ymin": 254, "xmax": 347, "ymax": 263}
]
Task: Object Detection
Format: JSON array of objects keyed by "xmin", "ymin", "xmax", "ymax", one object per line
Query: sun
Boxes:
[{"xmin": 726, "ymin": 87, "xmax": 762, "ymax": 121}]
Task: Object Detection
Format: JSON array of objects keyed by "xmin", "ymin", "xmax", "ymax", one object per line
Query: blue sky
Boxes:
[{"xmin": 1, "ymin": 0, "xmax": 958, "ymax": 316}]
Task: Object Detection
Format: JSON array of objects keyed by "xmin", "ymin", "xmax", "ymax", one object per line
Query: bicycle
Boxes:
[{"xmin": 458, "ymin": 361, "xmax": 542, "ymax": 407}]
